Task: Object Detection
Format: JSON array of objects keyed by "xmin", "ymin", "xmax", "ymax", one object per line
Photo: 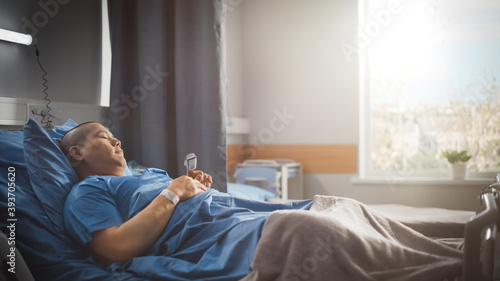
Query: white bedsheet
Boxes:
[{"xmin": 368, "ymin": 204, "xmax": 474, "ymax": 238}]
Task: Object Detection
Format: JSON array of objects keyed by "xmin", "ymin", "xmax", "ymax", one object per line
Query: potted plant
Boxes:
[{"xmin": 441, "ymin": 150, "xmax": 472, "ymax": 179}]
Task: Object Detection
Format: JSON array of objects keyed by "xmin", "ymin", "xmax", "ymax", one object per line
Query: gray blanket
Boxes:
[{"xmin": 242, "ymin": 196, "xmax": 463, "ymax": 281}]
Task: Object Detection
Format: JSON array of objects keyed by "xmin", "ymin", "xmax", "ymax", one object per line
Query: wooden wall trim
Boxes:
[
  {"xmin": 227, "ymin": 144, "xmax": 357, "ymax": 175},
  {"xmin": 226, "ymin": 145, "xmax": 248, "ymax": 175}
]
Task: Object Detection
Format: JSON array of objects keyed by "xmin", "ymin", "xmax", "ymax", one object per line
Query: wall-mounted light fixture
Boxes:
[{"xmin": 0, "ymin": 28, "xmax": 32, "ymax": 45}]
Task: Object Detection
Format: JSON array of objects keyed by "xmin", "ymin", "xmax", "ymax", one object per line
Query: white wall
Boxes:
[
  {"xmin": 227, "ymin": 0, "xmax": 485, "ymax": 210},
  {"xmin": 242, "ymin": 0, "xmax": 358, "ymax": 145}
]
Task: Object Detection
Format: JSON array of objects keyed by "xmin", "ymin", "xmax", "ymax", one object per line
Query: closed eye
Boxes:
[{"xmin": 95, "ymin": 130, "xmax": 115, "ymax": 140}]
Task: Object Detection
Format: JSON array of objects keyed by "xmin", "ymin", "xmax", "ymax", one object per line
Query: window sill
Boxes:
[{"xmin": 349, "ymin": 176, "xmax": 492, "ymax": 186}]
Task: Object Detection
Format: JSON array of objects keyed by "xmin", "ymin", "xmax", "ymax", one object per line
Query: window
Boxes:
[{"xmin": 359, "ymin": 0, "xmax": 500, "ymax": 179}]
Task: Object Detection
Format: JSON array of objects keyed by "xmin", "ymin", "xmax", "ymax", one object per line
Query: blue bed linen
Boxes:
[
  {"xmin": 65, "ymin": 168, "xmax": 312, "ymax": 281},
  {"xmin": 227, "ymin": 182, "xmax": 276, "ymax": 201},
  {"xmin": 125, "ymin": 193, "xmax": 312, "ymax": 280}
]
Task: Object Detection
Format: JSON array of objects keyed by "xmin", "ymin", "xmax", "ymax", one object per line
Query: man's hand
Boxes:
[
  {"xmin": 187, "ymin": 170, "xmax": 213, "ymax": 188},
  {"xmin": 167, "ymin": 175, "xmax": 208, "ymax": 201}
]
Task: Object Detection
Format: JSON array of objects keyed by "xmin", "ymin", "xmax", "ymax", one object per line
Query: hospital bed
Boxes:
[
  {"xmin": 0, "ymin": 119, "xmax": 497, "ymax": 281},
  {"xmin": 233, "ymin": 159, "xmax": 303, "ymax": 200}
]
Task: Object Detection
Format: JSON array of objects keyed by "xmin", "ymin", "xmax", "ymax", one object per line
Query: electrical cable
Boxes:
[{"xmin": 34, "ymin": 45, "xmax": 53, "ymax": 129}]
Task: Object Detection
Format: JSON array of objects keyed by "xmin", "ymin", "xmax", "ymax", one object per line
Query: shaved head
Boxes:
[{"xmin": 59, "ymin": 122, "xmax": 98, "ymax": 164}]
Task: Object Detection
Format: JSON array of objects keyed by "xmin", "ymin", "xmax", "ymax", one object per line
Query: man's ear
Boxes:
[{"xmin": 69, "ymin": 145, "xmax": 85, "ymax": 161}]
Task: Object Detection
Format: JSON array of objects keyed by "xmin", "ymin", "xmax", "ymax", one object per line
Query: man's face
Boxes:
[{"xmin": 78, "ymin": 123, "xmax": 127, "ymax": 176}]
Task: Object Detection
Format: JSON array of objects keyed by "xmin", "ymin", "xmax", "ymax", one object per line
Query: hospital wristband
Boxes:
[{"xmin": 160, "ymin": 189, "xmax": 180, "ymax": 206}]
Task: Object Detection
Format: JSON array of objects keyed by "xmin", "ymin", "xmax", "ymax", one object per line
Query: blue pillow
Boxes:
[
  {"xmin": 48, "ymin": 119, "xmax": 79, "ymax": 142},
  {"xmin": 23, "ymin": 118, "xmax": 80, "ymax": 233},
  {"xmin": 227, "ymin": 182, "xmax": 276, "ymax": 201}
]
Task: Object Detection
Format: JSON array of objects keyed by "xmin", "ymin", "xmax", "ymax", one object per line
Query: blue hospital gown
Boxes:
[{"xmin": 64, "ymin": 168, "xmax": 312, "ymax": 281}]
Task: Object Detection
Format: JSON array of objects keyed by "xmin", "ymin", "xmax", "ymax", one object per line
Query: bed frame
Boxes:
[{"xmin": 464, "ymin": 174, "xmax": 500, "ymax": 281}]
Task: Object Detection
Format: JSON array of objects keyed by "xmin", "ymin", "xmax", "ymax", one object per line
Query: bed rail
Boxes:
[{"xmin": 464, "ymin": 175, "xmax": 500, "ymax": 281}]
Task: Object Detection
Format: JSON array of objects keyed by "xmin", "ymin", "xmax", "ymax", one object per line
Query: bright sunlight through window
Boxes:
[{"xmin": 360, "ymin": 0, "xmax": 500, "ymax": 179}]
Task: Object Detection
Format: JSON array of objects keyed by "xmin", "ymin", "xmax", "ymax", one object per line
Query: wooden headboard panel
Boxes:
[{"xmin": 227, "ymin": 144, "xmax": 357, "ymax": 175}]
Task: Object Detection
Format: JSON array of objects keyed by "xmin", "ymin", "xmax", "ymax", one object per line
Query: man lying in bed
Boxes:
[
  {"xmin": 59, "ymin": 122, "xmax": 312, "ymax": 279},
  {"xmin": 60, "ymin": 122, "xmax": 464, "ymax": 281}
]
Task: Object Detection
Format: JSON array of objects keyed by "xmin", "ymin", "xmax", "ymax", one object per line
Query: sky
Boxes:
[{"xmin": 366, "ymin": 0, "xmax": 500, "ymax": 105}]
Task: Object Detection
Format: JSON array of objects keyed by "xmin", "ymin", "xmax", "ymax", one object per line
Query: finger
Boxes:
[
  {"xmin": 192, "ymin": 170, "xmax": 205, "ymax": 180},
  {"xmin": 203, "ymin": 177, "xmax": 211, "ymax": 188},
  {"xmin": 192, "ymin": 178, "xmax": 203, "ymax": 187},
  {"xmin": 195, "ymin": 174, "xmax": 203, "ymax": 182},
  {"xmin": 204, "ymin": 175, "xmax": 212, "ymax": 188},
  {"xmin": 194, "ymin": 181, "xmax": 207, "ymax": 191}
]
